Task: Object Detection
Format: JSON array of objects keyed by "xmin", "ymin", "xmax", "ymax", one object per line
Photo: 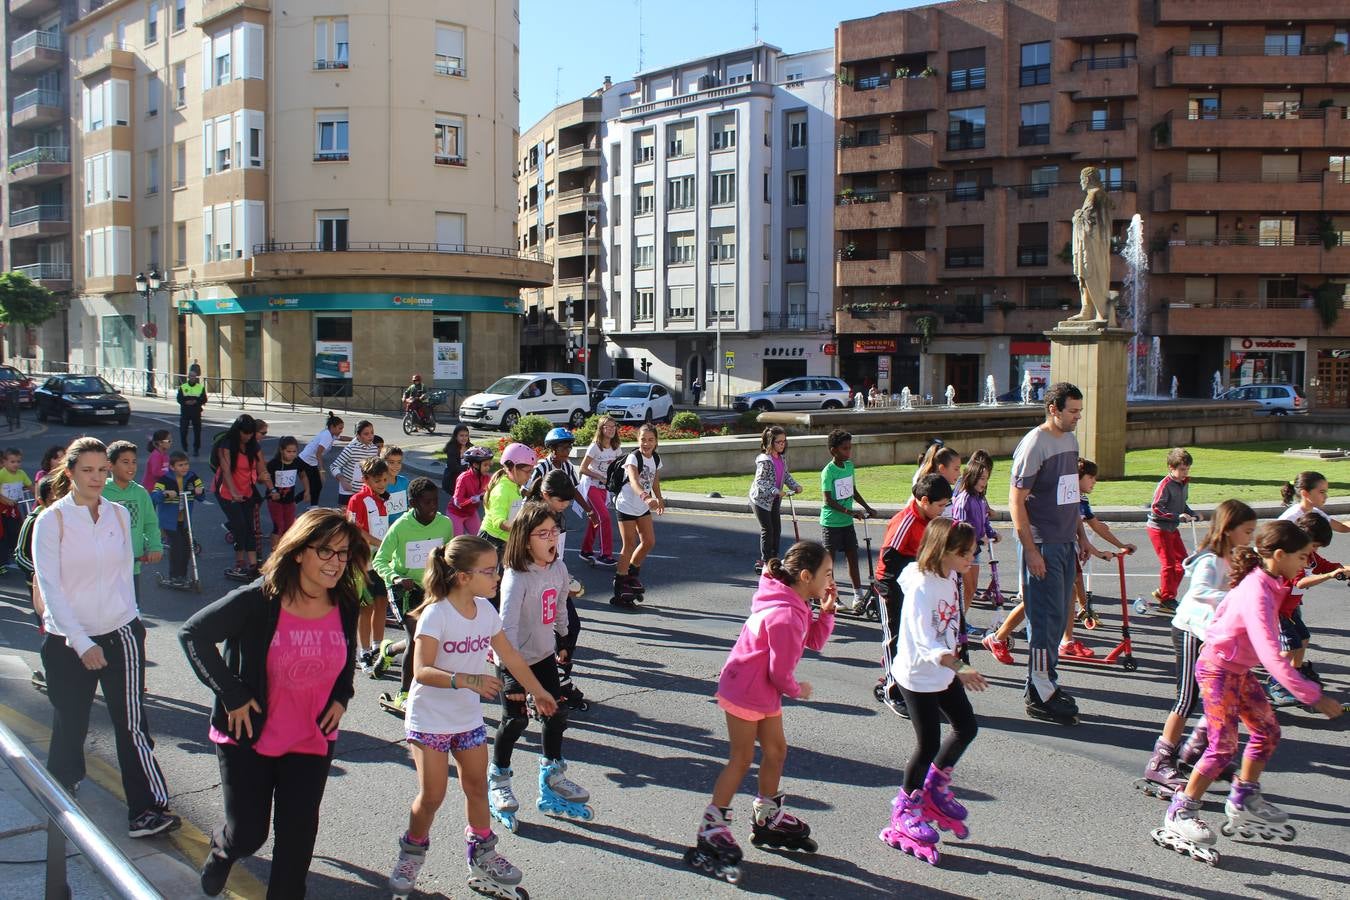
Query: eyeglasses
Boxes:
[
  {"xmin": 310, "ymin": 545, "xmax": 351, "ymax": 562},
  {"xmin": 531, "ymin": 527, "xmax": 561, "ymax": 539}
]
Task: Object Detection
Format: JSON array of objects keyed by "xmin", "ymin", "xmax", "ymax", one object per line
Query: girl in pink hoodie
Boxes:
[
  {"xmin": 1155, "ymin": 520, "xmax": 1342, "ymax": 865},
  {"xmin": 684, "ymin": 541, "xmax": 836, "ymax": 884}
]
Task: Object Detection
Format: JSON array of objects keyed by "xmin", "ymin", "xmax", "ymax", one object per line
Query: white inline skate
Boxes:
[
  {"xmin": 537, "ymin": 757, "xmax": 595, "ymax": 822},
  {"xmin": 467, "ymin": 829, "xmax": 527, "ymax": 900},
  {"xmin": 1221, "ymin": 779, "xmax": 1296, "ymax": 842},
  {"xmin": 489, "ymin": 765, "xmax": 520, "ymax": 833},
  {"xmin": 683, "ymin": 804, "xmax": 743, "ymax": 884},
  {"xmin": 388, "ymin": 834, "xmax": 428, "ymax": 899},
  {"xmin": 1152, "ymin": 793, "xmax": 1220, "ymax": 866}
]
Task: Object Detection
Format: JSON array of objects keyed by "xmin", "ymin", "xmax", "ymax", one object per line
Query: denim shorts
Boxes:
[
  {"xmin": 1278, "ymin": 608, "xmax": 1310, "ymax": 652},
  {"xmin": 407, "ymin": 725, "xmax": 488, "ymax": 753}
]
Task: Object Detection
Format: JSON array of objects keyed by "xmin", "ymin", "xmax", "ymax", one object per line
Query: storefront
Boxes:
[
  {"xmin": 1227, "ymin": 337, "xmax": 1306, "ymax": 388},
  {"xmin": 840, "ymin": 337, "xmax": 920, "ymax": 394},
  {"xmin": 1009, "ymin": 340, "xmax": 1050, "ymax": 400},
  {"xmin": 1313, "ymin": 345, "xmax": 1350, "ymax": 409}
]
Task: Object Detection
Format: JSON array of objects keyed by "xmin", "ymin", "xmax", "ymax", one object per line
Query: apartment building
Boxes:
[
  {"xmin": 834, "ymin": 0, "xmax": 1350, "ymax": 406},
  {"xmin": 598, "ymin": 44, "xmax": 837, "ymax": 402},
  {"xmin": 64, "ymin": 0, "xmax": 548, "ymax": 395},
  {"xmin": 2, "ymin": 0, "xmax": 79, "ymax": 365}
]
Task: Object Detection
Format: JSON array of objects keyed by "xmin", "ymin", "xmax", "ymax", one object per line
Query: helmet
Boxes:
[
  {"xmin": 412, "ymin": 374, "xmax": 422, "ymax": 382},
  {"xmin": 461, "ymin": 446, "xmax": 493, "ymax": 466},
  {"xmin": 500, "ymin": 442, "xmax": 537, "ymax": 467},
  {"xmin": 544, "ymin": 427, "xmax": 575, "ymax": 447}
]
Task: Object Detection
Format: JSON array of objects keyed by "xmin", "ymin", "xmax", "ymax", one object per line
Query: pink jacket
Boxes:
[
  {"xmin": 451, "ymin": 467, "xmax": 491, "ymax": 516},
  {"xmin": 141, "ymin": 448, "xmax": 170, "ymax": 491},
  {"xmin": 1202, "ymin": 567, "xmax": 1322, "ymax": 707},
  {"xmin": 716, "ymin": 574, "xmax": 834, "ymax": 715}
]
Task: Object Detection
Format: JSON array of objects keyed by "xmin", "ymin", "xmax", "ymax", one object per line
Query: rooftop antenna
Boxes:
[
  {"xmin": 555, "ymin": 65, "xmax": 562, "ymax": 106},
  {"xmin": 753, "ymin": 0, "xmax": 759, "ymax": 44},
  {"xmin": 636, "ymin": 0, "xmax": 645, "ymax": 70}
]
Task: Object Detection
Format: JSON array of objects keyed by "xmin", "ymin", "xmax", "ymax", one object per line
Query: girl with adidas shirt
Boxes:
[
  {"xmin": 613, "ymin": 423, "xmax": 664, "ymax": 606},
  {"xmin": 578, "ymin": 417, "xmax": 622, "ymax": 567}
]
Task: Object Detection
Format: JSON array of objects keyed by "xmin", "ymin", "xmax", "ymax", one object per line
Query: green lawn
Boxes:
[{"xmin": 662, "ymin": 442, "xmax": 1350, "ymax": 509}]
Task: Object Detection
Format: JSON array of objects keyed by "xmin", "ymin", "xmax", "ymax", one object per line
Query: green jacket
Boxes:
[
  {"xmin": 103, "ymin": 479, "xmax": 164, "ymax": 574},
  {"xmin": 373, "ymin": 512, "xmax": 456, "ymax": 610}
]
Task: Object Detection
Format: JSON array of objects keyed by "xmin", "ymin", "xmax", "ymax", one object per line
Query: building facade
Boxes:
[
  {"xmin": 835, "ymin": 0, "xmax": 1350, "ymax": 405},
  {"xmin": 3, "ymin": 0, "xmax": 78, "ymax": 365},
  {"xmin": 64, "ymin": 0, "xmax": 548, "ymax": 396}
]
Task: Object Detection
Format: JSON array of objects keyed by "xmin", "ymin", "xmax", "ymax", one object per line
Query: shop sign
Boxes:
[
  {"xmin": 185, "ymin": 292, "xmax": 523, "ymax": 316},
  {"xmin": 822, "ymin": 342, "xmax": 837, "ymax": 356},
  {"xmin": 763, "ymin": 347, "xmax": 807, "ymax": 358},
  {"xmin": 315, "ymin": 341, "xmax": 353, "ymax": 380},
  {"xmin": 433, "ymin": 342, "xmax": 463, "ymax": 381},
  {"xmin": 877, "ymin": 356, "xmax": 891, "ymax": 378},
  {"xmin": 853, "ymin": 339, "xmax": 897, "ymax": 354},
  {"xmin": 1228, "ymin": 337, "xmax": 1307, "ymax": 352}
]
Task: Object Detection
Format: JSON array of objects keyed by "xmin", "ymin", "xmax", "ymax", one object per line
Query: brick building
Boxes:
[{"xmin": 834, "ymin": 0, "xmax": 1350, "ymax": 406}]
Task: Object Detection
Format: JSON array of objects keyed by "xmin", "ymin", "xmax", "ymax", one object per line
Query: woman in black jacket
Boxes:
[{"xmin": 180, "ymin": 508, "xmax": 370, "ymax": 898}]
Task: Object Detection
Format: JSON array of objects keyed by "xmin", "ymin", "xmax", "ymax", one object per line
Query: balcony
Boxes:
[
  {"xmin": 1063, "ymin": 56, "xmax": 1138, "ymax": 99},
  {"xmin": 11, "ymin": 88, "xmax": 63, "ymax": 128},
  {"xmin": 837, "ymin": 10, "xmax": 933, "ymax": 64},
  {"xmin": 555, "ymin": 189, "xmax": 601, "ymax": 216},
  {"xmin": 1055, "ymin": 0, "xmax": 1138, "ymax": 39},
  {"xmin": 8, "ymin": 0, "xmax": 60, "ymax": 17},
  {"xmin": 1159, "ymin": 45, "xmax": 1349, "ymax": 87},
  {"xmin": 761, "ymin": 312, "xmax": 832, "ymax": 333},
  {"xmin": 75, "ymin": 44, "xmax": 134, "ymax": 80},
  {"xmin": 835, "ymin": 191, "xmax": 937, "ymax": 230},
  {"xmin": 838, "ymin": 131, "xmax": 935, "ymax": 174},
  {"xmin": 6, "ymin": 145, "xmax": 70, "ymax": 184},
  {"xmin": 7, "ymin": 204, "xmax": 69, "ymax": 239},
  {"xmin": 555, "ymin": 231, "xmax": 599, "ymax": 258},
  {"xmin": 1153, "ymin": 173, "xmax": 1337, "ymax": 212},
  {"xmin": 836, "ymin": 250, "xmax": 935, "ymax": 287},
  {"xmin": 1159, "ymin": 297, "xmax": 1350, "ymax": 339},
  {"xmin": 839, "ymin": 73, "xmax": 938, "ymax": 119},
  {"xmin": 1017, "ymin": 246, "xmax": 1050, "ymax": 268},
  {"xmin": 1157, "ymin": 0, "xmax": 1348, "ymax": 22},
  {"xmin": 556, "ymin": 144, "xmax": 601, "ymax": 174},
  {"xmin": 1061, "ymin": 118, "xmax": 1136, "ymax": 159},
  {"xmin": 13, "ymin": 262, "xmax": 71, "ymax": 289},
  {"xmin": 943, "ymin": 246, "xmax": 986, "ymax": 272},
  {"xmin": 1017, "ymin": 124, "xmax": 1050, "ymax": 148},
  {"xmin": 10, "ymin": 30, "xmax": 62, "ymax": 74},
  {"xmin": 944, "ymin": 128, "xmax": 986, "ymax": 154},
  {"xmin": 249, "ymin": 242, "xmax": 553, "ymax": 288},
  {"xmin": 1153, "ymin": 236, "xmax": 1345, "ymax": 275},
  {"xmin": 1162, "ymin": 107, "xmax": 1350, "ymax": 149}
]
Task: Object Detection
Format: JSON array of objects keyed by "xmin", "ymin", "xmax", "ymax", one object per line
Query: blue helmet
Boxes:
[{"xmin": 544, "ymin": 427, "xmax": 575, "ymax": 447}]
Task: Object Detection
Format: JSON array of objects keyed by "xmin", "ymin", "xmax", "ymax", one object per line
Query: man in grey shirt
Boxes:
[{"xmin": 1009, "ymin": 382, "xmax": 1085, "ymax": 725}]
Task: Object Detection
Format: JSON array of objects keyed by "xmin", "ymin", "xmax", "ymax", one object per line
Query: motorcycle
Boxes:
[{"xmin": 401, "ymin": 390, "xmax": 446, "ymax": 435}]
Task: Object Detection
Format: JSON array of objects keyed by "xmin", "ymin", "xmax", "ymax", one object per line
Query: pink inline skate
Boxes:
[
  {"xmin": 880, "ymin": 789, "xmax": 940, "ymax": 865},
  {"xmin": 921, "ymin": 765, "xmax": 970, "ymax": 839}
]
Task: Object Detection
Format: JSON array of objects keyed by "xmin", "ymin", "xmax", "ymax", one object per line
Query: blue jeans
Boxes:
[{"xmin": 1019, "ymin": 541, "xmax": 1077, "ymax": 703}]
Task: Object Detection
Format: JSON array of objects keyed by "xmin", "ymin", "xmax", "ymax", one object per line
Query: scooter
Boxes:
[
  {"xmin": 836, "ymin": 514, "xmax": 881, "ymax": 622},
  {"xmin": 786, "ymin": 490, "xmax": 801, "ymax": 542},
  {"xmin": 157, "ymin": 492, "xmax": 206, "ymax": 593},
  {"xmin": 1058, "ymin": 549, "xmax": 1138, "ymax": 672}
]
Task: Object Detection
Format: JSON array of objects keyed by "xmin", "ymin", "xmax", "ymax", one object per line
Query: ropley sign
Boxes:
[{"xmin": 1229, "ymin": 338, "xmax": 1307, "ymax": 352}]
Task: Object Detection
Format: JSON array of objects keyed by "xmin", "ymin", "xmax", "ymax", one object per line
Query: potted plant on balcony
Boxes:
[
  {"xmin": 839, "ymin": 187, "xmax": 855, "ymax": 204},
  {"xmin": 1151, "ymin": 120, "xmax": 1170, "ymax": 147},
  {"xmin": 1317, "ymin": 215, "xmax": 1339, "ymax": 250},
  {"xmin": 1056, "ymin": 241, "xmax": 1073, "ymax": 264},
  {"xmin": 842, "ymin": 241, "xmax": 859, "ymax": 260},
  {"xmin": 919, "ymin": 66, "xmax": 937, "ymax": 78},
  {"xmin": 1313, "ymin": 281, "xmax": 1343, "ymax": 327},
  {"xmin": 995, "ymin": 299, "xmax": 1017, "ymax": 314},
  {"xmin": 1325, "ymin": 39, "xmax": 1346, "ymax": 53},
  {"xmin": 914, "ymin": 313, "xmax": 937, "ymax": 350},
  {"xmin": 837, "ymin": 69, "xmax": 854, "ymax": 86},
  {"xmin": 895, "ymin": 66, "xmax": 911, "ymax": 79}
]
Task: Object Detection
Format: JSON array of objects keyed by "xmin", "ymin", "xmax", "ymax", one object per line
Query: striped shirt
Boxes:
[{"xmin": 330, "ymin": 438, "xmax": 380, "ymax": 496}]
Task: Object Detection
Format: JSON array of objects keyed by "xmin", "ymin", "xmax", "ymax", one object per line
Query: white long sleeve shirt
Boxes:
[
  {"xmin": 33, "ymin": 494, "xmax": 137, "ymax": 656},
  {"xmin": 890, "ymin": 562, "xmax": 961, "ymax": 693}
]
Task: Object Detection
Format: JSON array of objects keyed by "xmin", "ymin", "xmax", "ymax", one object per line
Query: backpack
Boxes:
[
  {"xmin": 605, "ymin": 450, "xmax": 660, "ymax": 496},
  {"xmin": 207, "ymin": 431, "xmax": 230, "ymax": 473}
]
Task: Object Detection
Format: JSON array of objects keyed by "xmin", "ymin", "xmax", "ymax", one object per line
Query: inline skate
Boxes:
[
  {"xmin": 489, "ymin": 765, "xmax": 519, "ymax": 833},
  {"xmin": 1176, "ymin": 724, "xmax": 1237, "ymax": 781},
  {"xmin": 1151, "ymin": 793, "xmax": 1220, "ymax": 866},
  {"xmin": 1025, "ymin": 688, "xmax": 1079, "ymax": 726},
  {"xmin": 749, "ymin": 793, "xmax": 817, "ymax": 852},
  {"xmin": 683, "ymin": 804, "xmax": 743, "ymax": 884},
  {"xmin": 466, "ymin": 829, "xmax": 528, "ymax": 900},
  {"xmin": 388, "ymin": 834, "xmax": 428, "ymax": 899},
  {"xmin": 609, "ymin": 574, "xmax": 638, "ymax": 610},
  {"xmin": 628, "ymin": 565, "xmax": 646, "ymax": 603},
  {"xmin": 537, "ymin": 758, "xmax": 595, "ymax": 822},
  {"xmin": 921, "ymin": 765, "xmax": 969, "ymax": 839},
  {"xmin": 1221, "ymin": 779, "xmax": 1296, "ymax": 841},
  {"xmin": 1134, "ymin": 737, "xmax": 1187, "ymax": 800},
  {"xmin": 879, "ymin": 789, "xmax": 940, "ymax": 865}
]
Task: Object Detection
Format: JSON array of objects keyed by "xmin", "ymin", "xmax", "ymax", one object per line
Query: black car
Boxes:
[
  {"xmin": 0, "ymin": 366, "xmax": 36, "ymax": 408},
  {"xmin": 589, "ymin": 378, "xmax": 638, "ymax": 411},
  {"xmin": 35, "ymin": 374, "xmax": 132, "ymax": 426}
]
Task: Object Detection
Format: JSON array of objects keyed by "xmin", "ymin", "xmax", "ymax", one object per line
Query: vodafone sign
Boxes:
[{"xmin": 1228, "ymin": 337, "xmax": 1307, "ymax": 353}]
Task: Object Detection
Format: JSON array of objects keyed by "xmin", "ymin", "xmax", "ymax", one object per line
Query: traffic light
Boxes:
[{"xmin": 640, "ymin": 357, "xmax": 652, "ymax": 373}]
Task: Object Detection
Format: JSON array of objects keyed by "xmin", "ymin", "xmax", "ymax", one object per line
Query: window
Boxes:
[
  {"xmin": 709, "ymin": 282, "xmax": 734, "ymax": 321},
  {"xmin": 949, "ymin": 47, "xmax": 986, "ymax": 92},
  {"xmin": 235, "ymin": 110, "xmax": 264, "ymax": 168},
  {"xmin": 146, "ymin": 1, "xmax": 160, "ymax": 44},
  {"xmin": 1262, "ymin": 91, "xmax": 1300, "ymax": 120},
  {"xmin": 1258, "ymin": 217, "xmax": 1296, "ymax": 246},
  {"xmin": 635, "ymin": 182, "xmax": 654, "ymax": 215},
  {"xmin": 1264, "ymin": 30, "xmax": 1302, "ymax": 57},
  {"xmin": 788, "ymin": 172, "xmax": 807, "ymax": 206},
  {"xmin": 710, "ymin": 171, "xmax": 736, "ymax": 206},
  {"xmin": 434, "ymin": 114, "xmax": 466, "ymax": 165},
  {"xmin": 173, "ymin": 62, "xmax": 186, "ymax": 107},
  {"xmin": 667, "ymin": 286, "xmax": 695, "ymax": 320},
  {"xmin": 174, "ymin": 0, "xmax": 186, "ymax": 33},
  {"xmin": 1261, "ymin": 153, "xmax": 1299, "ymax": 182},
  {"xmin": 1017, "ymin": 222, "xmax": 1049, "ymax": 266},
  {"xmin": 946, "ymin": 225, "xmax": 984, "ymax": 268},
  {"xmin": 763, "ymin": 223, "xmax": 770, "ymax": 259},
  {"xmin": 1184, "ymin": 215, "xmax": 1216, "ymax": 241},
  {"xmin": 612, "ymin": 194, "xmax": 621, "ymax": 223},
  {"xmin": 83, "ymin": 151, "xmax": 131, "ymax": 204},
  {"xmin": 146, "ymin": 149, "xmax": 160, "ymax": 195},
  {"xmin": 610, "ymin": 141, "xmax": 621, "ymax": 173},
  {"xmin": 173, "ymin": 140, "xmax": 186, "ymax": 187},
  {"xmin": 667, "ymin": 231, "xmax": 695, "ymax": 264},
  {"xmin": 947, "ymin": 106, "xmax": 986, "ymax": 150},
  {"xmin": 147, "ymin": 226, "xmax": 160, "ymax": 269},
  {"xmin": 316, "ymin": 111, "xmax": 349, "ymax": 161},
  {"xmin": 315, "ymin": 17, "xmax": 349, "ymax": 69},
  {"xmin": 786, "ymin": 227, "xmax": 806, "ymax": 263},
  {"xmin": 710, "ymin": 227, "xmax": 736, "ymax": 261},
  {"xmin": 146, "ymin": 73, "xmax": 160, "ymax": 117},
  {"xmin": 1024, "ymin": 164, "xmax": 1059, "ymax": 197},
  {"xmin": 635, "ymin": 130, "xmax": 654, "ymax": 163},
  {"xmin": 174, "ymin": 221, "xmax": 187, "ymax": 266},
  {"xmin": 1020, "ymin": 42, "xmax": 1050, "ymax": 86},
  {"xmin": 210, "ymin": 114, "xmax": 231, "ymax": 171},
  {"xmin": 634, "ymin": 239, "xmax": 654, "ymax": 269},
  {"xmin": 710, "ymin": 114, "xmax": 736, "ymax": 151},
  {"xmin": 667, "ymin": 121, "xmax": 693, "ymax": 158},
  {"xmin": 1187, "ymin": 93, "xmax": 1219, "ymax": 120},
  {"xmin": 203, "ymin": 24, "xmax": 263, "ymax": 89},
  {"xmin": 611, "ymin": 242, "xmax": 621, "ymax": 268},
  {"xmin": 1186, "ymin": 152, "xmax": 1218, "ymax": 181},
  {"xmin": 1188, "ymin": 29, "xmax": 1219, "ymax": 57},
  {"xmin": 435, "ymin": 212, "xmax": 466, "ymax": 247},
  {"xmin": 82, "ymin": 79, "xmax": 130, "ymax": 132},
  {"xmin": 435, "ymin": 23, "xmax": 466, "ymax": 76},
  {"xmin": 667, "ymin": 175, "xmax": 695, "ymax": 210},
  {"xmin": 213, "ymin": 32, "xmax": 231, "ymax": 84},
  {"xmin": 1333, "ymin": 155, "xmax": 1349, "ymax": 184},
  {"xmin": 83, "ymin": 227, "xmax": 132, "ymax": 278},
  {"xmin": 317, "ymin": 210, "xmax": 349, "ymax": 251},
  {"xmin": 726, "ymin": 60, "xmax": 752, "ymax": 84},
  {"xmin": 633, "ymin": 289, "xmax": 655, "ymax": 324},
  {"xmin": 1097, "ymin": 165, "xmax": 1124, "ymax": 190},
  {"xmin": 787, "ymin": 111, "xmax": 807, "ymax": 148},
  {"xmin": 951, "ymin": 168, "xmax": 991, "ymax": 200},
  {"xmin": 1019, "ymin": 101, "xmax": 1050, "ymax": 146},
  {"xmin": 786, "ymin": 282, "xmax": 807, "ymax": 326},
  {"xmin": 763, "ymin": 171, "xmax": 770, "ymax": 204}
]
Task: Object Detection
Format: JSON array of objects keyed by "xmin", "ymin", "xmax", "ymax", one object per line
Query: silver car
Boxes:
[
  {"xmin": 1218, "ymin": 383, "xmax": 1308, "ymax": 415},
  {"xmin": 733, "ymin": 377, "xmax": 851, "ymax": 412}
]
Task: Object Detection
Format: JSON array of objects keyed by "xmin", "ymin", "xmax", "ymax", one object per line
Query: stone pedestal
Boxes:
[{"xmin": 1047, "ymin": 325, "xmax": 1131, "ymax": 479}]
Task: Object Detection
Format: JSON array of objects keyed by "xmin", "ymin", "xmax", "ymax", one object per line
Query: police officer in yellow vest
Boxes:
[{"xmin": 176, "ymin": 364, "xmax": 207, "ymax": 456}]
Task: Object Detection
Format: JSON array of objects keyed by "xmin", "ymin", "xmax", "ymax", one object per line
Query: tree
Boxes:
[{"xmin": 0, "ymin": 271, "xmax": 58, "ymax": 328}]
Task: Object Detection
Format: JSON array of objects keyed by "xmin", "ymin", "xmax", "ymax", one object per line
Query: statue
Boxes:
[{"xmin": 1064, "ymin": 167, "xmax": 1118, "ymax": 328}]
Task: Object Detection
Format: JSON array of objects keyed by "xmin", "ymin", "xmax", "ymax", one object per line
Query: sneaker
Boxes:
[
  {"xmin": 1026, "ymin": 688, "xmax": 1079, "ymax": 724},
  {"xmin": 129, "ymin": 808, "xmax": 181, "ymax": 838},
  {"xmin": 1266, "ymin": 680, "xmax": 1298, "ymax": 707},
  {"xmin": 1059, "ymin": 640, "xmax": 1096, "ymax": 659},
  {"xmin": 357, "ymin": 650, "xmax": 374, "ymax": 673},
  {"xmin": 982, "ymin": 633, "xmax": 1015, "ymax": 665},
  {"xmin": 964, "ymin": 622, "xmax": 987, "ymax": 640},
  {"xmin": 578, "ymin": 550, "xmax": 596, "ymax": 565},
  {"xmin": 882, "ymin": 683, "xmax": 909, "ymax": 719},
  {"xmin": 199, "ymin": 849, "xmax": 233, "ymax": 896},
  {"xmin": 753, "ymin": 559, "xmax": 765, "ymax": 574},
  {"xmin": 569, "ymin": 577, "xmax": 583, "ymax": 596},
  {"xmin": 224, "ymin": 566, "xmax": 250, "ymax": 580},
  {"xmin": 596, "ymin": 555, "xmax": 618, "ymax": 567}
]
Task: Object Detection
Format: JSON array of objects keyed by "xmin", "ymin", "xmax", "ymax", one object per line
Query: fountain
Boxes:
[
  {"xmin": 853, "ymin": 391, "xmax": 866, "ymax": 411},
  {"xmin": 1212, "ymin": 371, "xmax": 1223, "ymax": 400},
  {"xmin": 1120, "ymin": 213, "xmax": 1151, "ymax": 398},
  {"xmin": 899, "ymin": 386, "xmax": 913, "ymax": 410},
  {"xmin": 945, "ymin": 385, "xmax": 956, "ymax": 408},
  {"xmin": 1170, "ymin": 375, "xmax": 1178, "ymax": 400},
  {"xmin": 1020, "ymin": 370, "xmax": 1033, "ymax": 405},
  {"xmin": 982, "ymin": 375, "xmax": 998, "ymax": 406}
]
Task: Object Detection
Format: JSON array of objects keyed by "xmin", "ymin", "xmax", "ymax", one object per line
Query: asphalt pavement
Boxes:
[{"xmin": 0, "ymin": 405, "xmax": 1346, "ymax": 899}]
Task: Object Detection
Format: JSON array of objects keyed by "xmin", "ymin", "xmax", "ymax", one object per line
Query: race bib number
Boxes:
[
  {"xmin": 273, "ymin": 470, "xmax": 297, "ymax": 490},
  {"xmin": 1057, "ymin": 473, "xmax": 1080, "ymax": 506},
  {"xmin": 405, "ymin": 538, "xmax": 442, "ymax": 570},
  {"xmin": 351, "ymin": 461, "xmax": 364, "ymax": 485},
  {"xmin": 834, "ymin": 475, "xmax": 855, "ymax": 502},
  {"xmin": 386, "ymin": 490, "xmax": 408, "ymax": 515},
  {"xmin": 541, "ymin": 587, "xmax": 558, "ymax": 625},
  {"xmin": 1, "ymin": 482, "xmax": 24, "ymax": 501},
  {"xmin": 369, "ymin": 513, "xmax": 389, "ymax": 540}
]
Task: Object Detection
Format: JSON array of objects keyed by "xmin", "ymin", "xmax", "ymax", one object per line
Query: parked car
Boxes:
[
  {"xmin": 34, "ymin": 374, "xmax": 131, "ymax": 425},
  {"xmin": 590, "ymin": 378, "xmax": 637, "ymax": 410},
  {"xmin": 733, "ymin": 376, "xmax": 851, "ymax": 412},
  {"xmin": 1218, "ymin": 383, "xmax": 1308, "ymax": 415},
  {"xmin": 0, "ymin": 366, "xmax": 36, "ymax": 408},
  {"xmin": 596, "ymin": 382, "xmax": 674, "ymax": 423},
  {"xmin": 458, "ymin": 372, "xmax": 592, "ymax": 430}
]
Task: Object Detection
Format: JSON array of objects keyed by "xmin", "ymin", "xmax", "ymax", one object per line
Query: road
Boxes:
[{"xmin": 0, "ymin": 404, "xmax": 1346, "ymax": 899}]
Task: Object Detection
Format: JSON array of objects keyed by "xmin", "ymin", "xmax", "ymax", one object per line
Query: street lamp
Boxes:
[{"xmin": 135, "ymin": 269, "xmax": 161, "ymax": 396}]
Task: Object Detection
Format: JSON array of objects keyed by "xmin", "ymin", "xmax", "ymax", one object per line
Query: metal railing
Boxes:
[
  {"xmin": 252, "ymin": 241, "xmax": 550, "ymax": 262},
  {"xmin": 11, "ymin": 30, "xmax": 63, "ymax": 56},
  {"xmin": 1163, "ymin": 296, "xmax": 1311, "ymax": 310},
  {"xmin": 1166, "ymin": 235, "xmax": 1340, "ymax": 248},
  {"xmin": 13, "ymin": 89, "xmax": 63, "ymax": 113},
  {"xmin": 1182, "ymin": 106, "xmax": 1348, "ymax": 120},
  {"xmin": 945, "ymin": 129, "xmax": 986, "ymax": 151},
  {"xmin": 8, "ymin": 145, "xmax": 70, "ymax": 168},
  {"xmin": 1018, "ymin": 124, "xmax": 1050, "ymax": 146},
  {"xmin": 0, "ymin": 719, "xmax": 160, "ymax": 900},
  {"xmin": 14, "ymin": 262, "xmax": 71, "ymax": 281},
  {"xmin": 945, "ymin": 248, "xmax": 985, "ymax": 269},
  {"xmin": 9, "ymin": 205, "xmax": 68, "ymax": 227},
  {"xmin": 1168, "ymin": 43, "xmax": 1339, "ymax": 57},
  {"xmin": 1165, "ymin": 171, "xmax": 1323, "ymax": 184},
  {"xmin": 1070, "ymin": 55, "xmax": 1136, "ymax": 70},
  {"xmin": 761, "ymin": 312, "xmax": 831, "ymax": 332},
  {"xmin": 1067, "ymin": 118, "xmax": 1132, "ymax": 133}
]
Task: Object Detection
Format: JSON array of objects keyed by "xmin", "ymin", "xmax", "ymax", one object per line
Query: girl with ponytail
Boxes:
[{"xmin": 1277, "ymin": 470, "xmax": 1350, "ymax": 534}]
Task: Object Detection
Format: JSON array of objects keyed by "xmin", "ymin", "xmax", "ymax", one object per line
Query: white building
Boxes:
[{"xmin": 598, "ymin": 43, "xmax": 836, "ymax": 403}]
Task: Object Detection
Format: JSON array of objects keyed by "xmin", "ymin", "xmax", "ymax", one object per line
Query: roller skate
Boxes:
[
  {"xmin": 371, "ymin": 638, "xmax": 398, "ymax": 679},
  {"xmin": 683, "ymin": 804, "xmax": 743, "ymax": 884},
  {"xmin": 1222, "ymin": 779, "xmax": 1296, "ymax": 842},
  {"xmin": 879, "ymin": 789, "xmax": 940, "ymax": 865},
  {"xmin": 1025, "ymin": 688, "xmax": 1079, "ymax": 726},
  {"xmin": 609, "ymin": 573, "xmax": 638, "ymax": 610},
  {"xmin": 1266, "ymin": 678, "xmax": 1299, "ymax": 708},
  {"xmin": 568, "ymin": 577, "xmax": 585, "ymax": 599},
  {"xmin": 378, "ymin": 691, "xmax": 408, "ymax": 717},
  {"xmin": 1152, "ymin": 793, "xmax": 1220, "ymax": 865},
  {"xmin": 466, "ymin": 829, "xmax": 527, "ymax": 900},
  {"xmin": 223, "ymin": 565, "xmax": 254, "ymax": 583},
  {"xmin": 489, "ymin": 765, "xmax": 519, "ymax": 833},
  {"xmin": 31, "ymin": 670, "xmax": 46, "ymax": 692},
  {"xmin": 628, "ymin": 565, "xmax": 645, "ymax": 602},
  {"xmin": 537, "ymin": 757, "xmax": 595, "ymax": 822},
  {"xmin": 1134, "ymin": 738, "xmax": 1187, "ymax": 800},
  {"xmin": 749, "ymin": 793, "xmax": 817, "ymax": 852},
  {"xmin": 1176, "ymin": 724, "xmax": 1238, "ymax": 781},
  {"xmin": 556, "ymin": 672, "xmax": 589, "ymax": 712},
  {"xmin": 388, "ymin": 833, "xmax": 428, "ymax": 899},
  {"xmin": 921, "ymin": 765, "xmax": 969, "ymax": 839}
]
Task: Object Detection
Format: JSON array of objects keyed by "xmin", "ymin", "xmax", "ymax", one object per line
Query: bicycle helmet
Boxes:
[
  {"xmin": 412, "ymin": 374, "xmax": 422, "ymax": 382},
  {"xmin": 500, "ymin": 442, "xmax": 537, "ymax": 467},
  {"xmin": 461, "ymin": 446, "xmax": 493, "ymax": 466},
  {"xmin": 544, "ymin": 427, "xmax": 575, "ymax": 447}
]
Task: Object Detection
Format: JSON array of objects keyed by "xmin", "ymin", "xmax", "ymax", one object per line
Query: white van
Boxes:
[{"xmin": 457, "ymin": 372, "xmax": 592, "ymax": 430}]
